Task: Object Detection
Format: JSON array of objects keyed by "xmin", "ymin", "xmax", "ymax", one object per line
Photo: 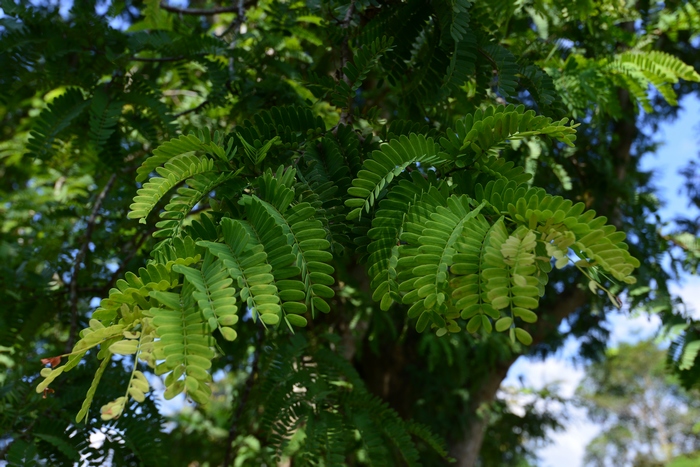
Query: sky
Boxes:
[{"xmin": 504, "ymin": 95, "xmax": 700, "ymax": 466}]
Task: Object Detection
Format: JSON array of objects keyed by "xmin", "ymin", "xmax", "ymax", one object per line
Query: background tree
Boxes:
[
  {"xmin": 2, "ymin": 1, "xmax": 700, "ymax": 466},
  {"xmin": 577, "ymin": 340, "xmax": 700, "ymax": 467}
]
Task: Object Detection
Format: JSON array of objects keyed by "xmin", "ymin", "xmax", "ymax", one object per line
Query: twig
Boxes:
[
  {"xmin": 219, "ymin": 0, "xmax": 255, "ymax": 79},
  {"xmin": 160, "ymin": 1, "xmax": 254, "ymax": 15},
  {"xmin": 223, "ymin": 330, "xmax": 263, "ymax": 467},
  {"xmin": 130, "ymin": 55, "xmax": 187, "ymax": 63},
  {"xmin": 174, "ymin": 99, "xmax": 210, "ymax": 118},
  {"xmin": 217, "ymin": 0, "xmax": 249, "ymax": 39},
  {"xmin": 66, "ymin": 173, "xmax": 117, "ymax": 353},
  {"xmin": 338, "ymin": 0, "xmax": 357, "ymax": 126}
]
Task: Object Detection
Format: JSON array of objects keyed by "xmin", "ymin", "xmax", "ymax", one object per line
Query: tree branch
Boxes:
[
  {"xmin": 174, "ymin": 99, "xmax": 210, "ymax": 118},
  {"xmin": 160, "ymin": 1, "xmax": 254, "ymax": 15},
  {"xmin": 130, "ymin": 55, "xmax": 187, "ymax": 63},
  {"xmin": 223, "ymin": 330, "xmax": 263, "ymax": 467},
  {"xmin": 217, "ymin": 0, "xmax": 251, "ymax": 39},
  {"xmin": 66, "ymin": 173, "xmax": 117, "ymax": 353},
  {"xmin": 338, "ymin": 0, "xmax": 356, "ymax": 126}
]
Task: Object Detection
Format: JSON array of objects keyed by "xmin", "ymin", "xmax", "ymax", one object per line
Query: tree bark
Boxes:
[
  {"xmin": 449, "ymin": 359, "xmax": 513, "ymax": 465},
  {"xmin": 449, "ymin": 286, "xmax": 587, "ymax": 466},
  {"xmin": 356, "ymin": 324, "xmax": 420, "ymax": 418}
]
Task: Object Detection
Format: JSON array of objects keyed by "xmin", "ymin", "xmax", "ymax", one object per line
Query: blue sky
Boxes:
[{"xmin": 505, "ymin": 95, "xmax": 700, "ymax": 466}]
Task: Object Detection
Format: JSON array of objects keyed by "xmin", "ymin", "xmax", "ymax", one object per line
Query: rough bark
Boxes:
[
  {"xmin": 450, "ymin": 286, "xmax": 587, "ymax": 466},
  {"xmin": 449, "ymin": 359, "xmax": 513, "ymax": 465},
  {"xmin": 356, "ymin": 327, "xmax": 420, "ymax": 418}
]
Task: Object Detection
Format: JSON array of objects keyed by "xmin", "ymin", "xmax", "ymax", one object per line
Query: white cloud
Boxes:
[
  {"xmin": 506, "ymin": 353, "xmax": 584, "ymax": 398},
  {"xmin": 607, "ymin": 312, "xmax": 661, "ymax": 346},
  {"xmin": 670, "ymin": 276, "xmax": 700, "ymax": 319},
  {"xmin": 537, "ymin": 407, "xmax": 599, "ymax": 467}
]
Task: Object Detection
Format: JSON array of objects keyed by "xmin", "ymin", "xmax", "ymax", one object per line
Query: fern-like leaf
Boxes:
[
  {"xmin": 88, "ymin": 89, "xmax": 122, "ymax": 152},
  {"xmin": 345, "ymin": 133, "xmax": 444, "ymax": 220},
  {"xmin": 439, "ymin": 104, "xmax": 578, "ymax": 167},
  {"xmin": 479, "ymin": 43, "xmax": 519, "ymax": 98},
  {"xmin": 173, "ymin": 253, "xmax": 239, "ymax": 341},
  {"xmin": 128, "ymin": 153, "xmax": 217, "ymax": 224},
  {"xmin": 331, "ymin": 36, "xmax": 394, "ymax": 109},
  {"xmin": 199, "ymin": 218, "xmax": 299, "ymax": 328},
  {"xmin": 26, "ymin": 88, "xmax": 89, "ymax": 159},
  {"xmin": 679, "ymin": 339, "xmax": 700, "ymax": 371},
  {"xmin": 398, "ymin": 195, "xmax": 485, "ymax": 334},
  {"xmin": 367, "ymin": 172, "xmax": 441, "ymax": 311},
  {"xmin": 150, "ymin": 290, "xmax": 215, "ymax": 404}
]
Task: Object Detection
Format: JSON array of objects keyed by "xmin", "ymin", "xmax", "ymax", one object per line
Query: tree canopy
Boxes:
[{"xmin": 2, "ymin": 0, "xmax": 700, "ymax": 466}]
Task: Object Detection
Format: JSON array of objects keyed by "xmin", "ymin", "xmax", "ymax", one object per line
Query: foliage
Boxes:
[{"xmin": 2, "ymin": 0, "xmax": 700, "ymax": 465}]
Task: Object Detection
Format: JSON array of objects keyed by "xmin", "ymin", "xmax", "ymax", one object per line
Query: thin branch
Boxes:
[
  {"xmin": 223, "ymin": 330, "xmax": 263, "ymax": 467},
  {"xmin": 130, "ymin": 55, "xmax": 186, "ymax": 63},
  {"xmin": 217, "ymin": 0, "xmax": 248, "ymax": 39},
  {"xmin": 160, "ymin": 1, "xmax": 253, "ymax": 15},
  {"xmin": 174, "ymin": 99, "xmax": 210, "ymax": 118},
  {"xmin": 66, "ymin": 173, "xmax": 117, "ymax": 353},
  {"xmin": 338, "ymin": 0, "xmax": 357, "ymax": 126}
]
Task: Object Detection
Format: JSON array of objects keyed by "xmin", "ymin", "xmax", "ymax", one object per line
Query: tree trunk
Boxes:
[
  {"xmin": 449, "ymin": 359, "xmax": 513, "ymax": 466},
  {"xmin": 449, "ymin": 286, "xmax": 587, "ymax": 466}
]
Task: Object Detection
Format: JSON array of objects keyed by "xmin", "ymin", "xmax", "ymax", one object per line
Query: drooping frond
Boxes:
[
  {"xmin": 174, "ymin": 253, "xmax": 239, "ymax": 341},
  {"xmin": 441, "ymin": 31, "xmax": 478, "ymax": 93},
  {"xmin": 247, "ymin": 168, "xmax": 336, "ymax": 318},
  {"xmin": 150, "ymin": 289, "xmax": 215, "ymax": 404},
  {"xmin": 439, "ymin": 104, "xmax": 578, "ymax": 166},
  {"xmin": 605, "ymin": 50, "xmax": 700, "ymax": 111},
  {"xmin": 88, "ymin": 89, "xmax": 122, "ymax": 153},
  {"xmin": 450, "ymin": 215, "xmax": 501, "ymax": 328},
  {"xmin": 26, "ymin": 88, "xmax": 89, "ymax": 159},
  {"xmin": 518, "ymin": 64, "xmax": 559, "ymax": 113},
  {"xmin": 399, "ymin": 195, "xmax": 487, "ymax": 334},
  {"xmin": 199, "ymin": 217, "xmax": 301, "ymax": 329},
  {"xmin": 367, "ymin": 172, "xmax": 443, "ymax": 311},
  {"xmin": 128, "ymin": 153, "xmax": 219, "ymax": 224},
  {"xmin": 345, "ymin": 133, "xmax": 444, "ymax": 219},
  {"xmin": 330, "ymin": 36, "xmax": 394, "ymax": 109},
  {"xmin": 680, "ymin": 339, "xmax": 700, "ymax": 371},
  {"xmin": 75, "ymin": 356, "xmax": 110, "ymax": 423},
  {"xmin": 479, "ymin": 43, "xmax": 519, "ymax": 98}
]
